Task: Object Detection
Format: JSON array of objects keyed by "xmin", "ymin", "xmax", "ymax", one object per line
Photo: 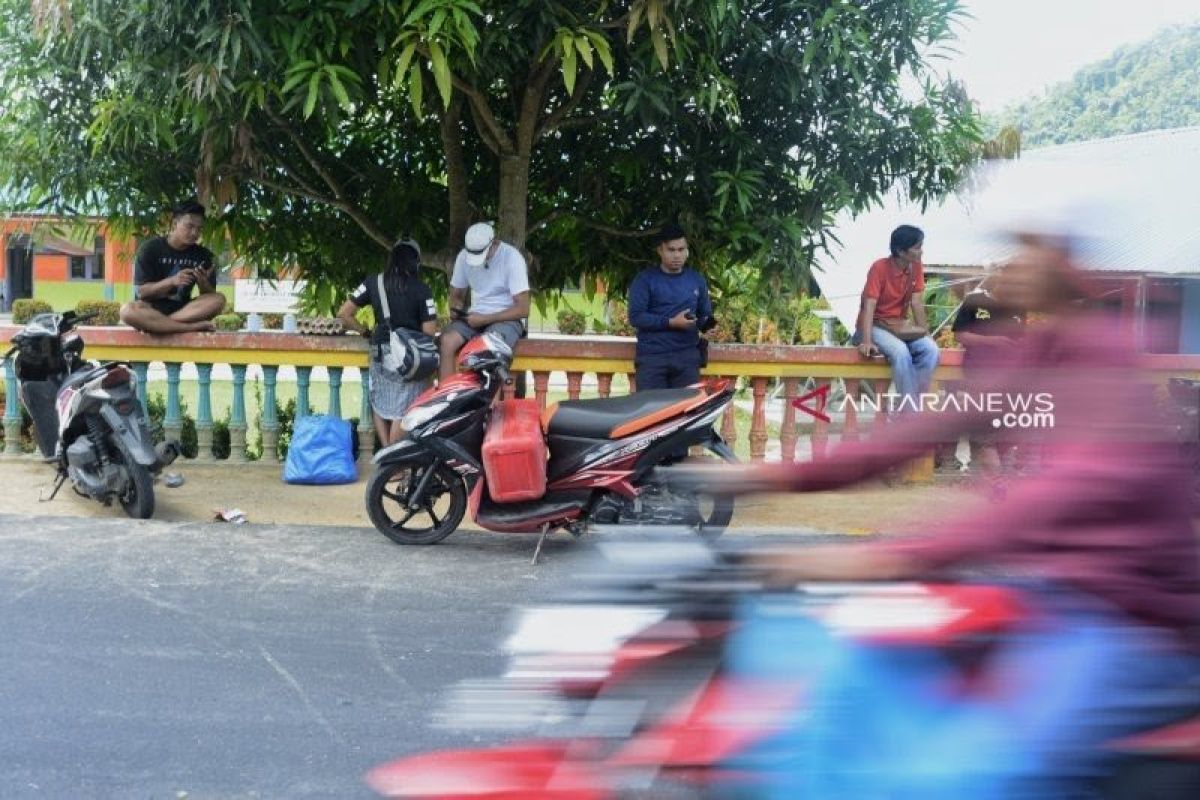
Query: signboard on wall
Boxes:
[{"xmin": 234, "ymin": 279, "xmax": 305, "ymax": 313}]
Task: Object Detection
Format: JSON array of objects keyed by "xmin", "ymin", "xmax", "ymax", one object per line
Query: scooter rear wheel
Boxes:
[
  {"xmin": 367, "ymin": 463, "xmax": 466, "ymax": 545},
  {"xmin": 688, "ymin": 443, "xmax": 736, "ymax": 539}
]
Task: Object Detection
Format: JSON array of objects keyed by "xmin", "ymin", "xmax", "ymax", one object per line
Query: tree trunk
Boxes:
[
  {"xmin": 494, "ymin": 61, "xmax": 549, "ymax": 266},
  {"xmin": 497, "ymin": 152, "xmax": 530, "ymax": 254},
  {"xmin": 440, "ymin": 93, "xmax": 469, "ymax": 273}
]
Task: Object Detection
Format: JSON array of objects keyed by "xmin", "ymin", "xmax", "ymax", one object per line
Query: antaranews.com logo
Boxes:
[{"xmin": 793, "ymin": 386, "xmax": 1055, "ymax": 430}]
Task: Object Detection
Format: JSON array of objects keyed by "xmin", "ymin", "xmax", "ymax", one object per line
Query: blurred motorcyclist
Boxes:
[{"xmin": 706, "ymin": 229, "xmax": 1200, "ymax": 797}]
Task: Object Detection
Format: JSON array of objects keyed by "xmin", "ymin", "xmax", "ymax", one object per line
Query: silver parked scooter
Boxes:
[{"xmin": 3, "ymin": 310, "xmax": 178, "ymax": 518}]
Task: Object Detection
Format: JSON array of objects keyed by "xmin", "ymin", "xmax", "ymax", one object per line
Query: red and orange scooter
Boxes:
[{"xmin": 365, "ymin": 333, "xmax": 737, "ymax": 550}]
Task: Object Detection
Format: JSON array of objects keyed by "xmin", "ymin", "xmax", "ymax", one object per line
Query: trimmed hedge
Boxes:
[
  {"xmin": 12, "ymin": 299, "xmax": 53, "ymax": 324},
  {"xmin": 75, "ymin": 300, "xmax": 122, "ymax": 326}
]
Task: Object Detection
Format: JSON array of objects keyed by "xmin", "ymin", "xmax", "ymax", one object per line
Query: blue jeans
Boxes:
[{"xmin": 860, "ymin": 326, "xmax": 939, "ymax": 401}]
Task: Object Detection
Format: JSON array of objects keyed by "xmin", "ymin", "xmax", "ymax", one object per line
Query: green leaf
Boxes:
[
  {"xmin": 560, "ymin": 38, "xmax": 577, "ymax": 95},
  {"xmin": 574, "ymin": 35, "xmax": 594, "ymax": 70},
  {"xmin": 280, "ymin": 66, "xmax": 310, "ymax": 96},
  {"xmin": 626, "ymin": 2, "xmax": 643, "ymax": 44},
  {"xmin": 326, "ymin": 66, "xmax": 351, "ymax": 110},
  {"xmin": 403, "ymin": 0, "xmax": 439, "ymax": 27},
  {"xmin": 583, "ymin": 30, "xmax": 614, "ymax": 74},
  {"xmin": 394, "ymin": 41, "xmax": 417, "ymax": 89},
  {"xmin": 429, "ymin": 9, "xmax": 446, "ymax": 38},
  {"xmin": 428, "ymin": 41, "xmax": 453, "ymax": 107},
  {"xmin": 303, "ymin": 70, "xmax": 321, "ymax": 118},
  {"xmin": 651, "ymin": 28, "xmax": 669, "ymax": 71},
  {"xmin": 377, "ymin": 54, "xmax": 392, "ymax": 89},
  {"xmin": 408, "ymin": 63, "xmax": 424, "ymax": 117}
]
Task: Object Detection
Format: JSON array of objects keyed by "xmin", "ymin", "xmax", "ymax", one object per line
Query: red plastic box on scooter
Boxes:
[{"xmin": 482, "ymin": 399, "xmax": 548, "ymax": 502}]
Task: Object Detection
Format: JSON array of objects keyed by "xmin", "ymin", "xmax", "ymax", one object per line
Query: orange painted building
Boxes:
[{"xmin": 1, "ymin": 216, "xmax": 138, "ymax": 311}]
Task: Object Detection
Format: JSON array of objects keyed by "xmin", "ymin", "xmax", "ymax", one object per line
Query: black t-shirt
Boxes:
[
  {"xmin": 351, "ymin": 274, "xmax": 438, "ymax": 345},
  {"xmin": 134, "ymin": 236, "xmax": 217, "ymax": 313}
]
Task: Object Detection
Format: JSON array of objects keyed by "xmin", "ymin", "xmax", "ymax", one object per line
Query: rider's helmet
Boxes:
[{"xmin": 456, "ymin": 332, "xmax": 513, "ymax": 372}]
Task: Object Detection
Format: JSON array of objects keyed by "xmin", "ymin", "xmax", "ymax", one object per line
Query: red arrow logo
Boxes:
[{"xmin": 792, "ymin": 384, "xmax": 831, "ymax": 423}]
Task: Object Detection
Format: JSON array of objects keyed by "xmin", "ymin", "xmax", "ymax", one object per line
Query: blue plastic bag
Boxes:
[{"xmin": 283, "ymin": 415, "xmax": 357, "ymax": 485}]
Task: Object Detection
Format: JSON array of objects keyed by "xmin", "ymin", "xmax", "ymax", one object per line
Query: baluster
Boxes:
[
  {"xmin": 533, "ymin": 371, "xmax": 550, "ymax": 409},
  {"xmin": 597, "ymin": 372, "xmax": 613, "ymax": 398},
  {"xmin": 194, "ymin": 363, "xmax": 214, "ymax": 461},
  {"xmin": 626, "ymin": 372, "xmax": 637, "ymax": 395},
  {"xmin": 810, "ymin": 378, "xmax": 831, "ymax": 461},
  {"xmin": 749, "ymin": 377, "xmax": 769, "ymax": 462},
  {"xmin": 132, "ymin": 362, "xmax": 149, "ymax": 420},
  {"xmin": 780, "ymin": 377, "xmax": 799, "ymax": 463},
  {"xmin": 721, "ymin": 376, "xmax": 738, "ymax": 449},
  {"xmin": 3, "ymin": 356, "xmax": 21, "ymax": 456},
  {"xmin": 328, "ymin": 367, "xmax": 343, "ymax": 419},
  {"xmin": 164, "ymin": 362, "xmax": 183, "ymax": 446},
  {"xmin": 358, "ymin": 367, "xmax": 374, "ymax": 463},
  {"xmin": 842, "ymin": 378, "xmax": 861, "ymax": 443},
  {"xmin": 260, "ymin": 365, "xmax": 280, "ymax": 461},
  {"xmin": 872, "ymin": 378, "xmax": 891, "ymax": 432},
  {"xmin": 229, "ymin": 364, "xmax": 248, "ymax": 461},
  {"xmin": 923, "ymin": 377, "xmax": 946, "ymax": 479},
  {"xmin": 296, "ymin": 366, "xmax": 312, "ymax": 417},
  {"xmin": 566, "ymin": 371, "xmax": 582, "ymax": 401}
]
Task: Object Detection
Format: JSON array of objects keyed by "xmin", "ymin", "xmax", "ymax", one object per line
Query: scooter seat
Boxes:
[
  {"xmin": 543, "ymin": 387, "xmax": 707, "ymax": 440},
  {"xmin": 60, "ymin": 366, "xmax": 103, "ymax": 392}
]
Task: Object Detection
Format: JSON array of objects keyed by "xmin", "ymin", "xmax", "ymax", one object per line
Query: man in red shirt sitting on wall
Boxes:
[{"xmin": 854, "ymin": 224, "xmax": 939, "ymax": 406}]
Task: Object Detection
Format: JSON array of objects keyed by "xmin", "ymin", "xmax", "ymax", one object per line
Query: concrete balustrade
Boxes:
[{"xmin": 3, "ymin": 326, "xmax": 1198, "ymax": 465}]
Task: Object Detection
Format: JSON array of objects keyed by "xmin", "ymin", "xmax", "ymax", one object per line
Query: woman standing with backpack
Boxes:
[{"xmin": 338, "ymin": 239, "xmax": 439, "ymax": 446}]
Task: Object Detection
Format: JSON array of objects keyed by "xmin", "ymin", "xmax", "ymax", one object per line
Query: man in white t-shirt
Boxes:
[{"xmin": 440, "ymin": 221, "xmax": 530, "ymax": 380}]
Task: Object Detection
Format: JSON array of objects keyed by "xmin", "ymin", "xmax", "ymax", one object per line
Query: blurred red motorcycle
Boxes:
[{"xmin": 365, "ymin": 540, "xmax": 1200, "ymax": 799}]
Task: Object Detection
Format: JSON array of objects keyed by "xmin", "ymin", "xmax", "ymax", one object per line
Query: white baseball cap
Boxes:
[{"xmin": 462, "ymin": 222, "xmax": 495, "ymax": 267}]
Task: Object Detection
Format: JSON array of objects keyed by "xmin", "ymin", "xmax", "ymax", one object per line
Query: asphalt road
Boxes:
[{"xmin": 0, "ymin": 513, "xmax": 602, "ymax": 799}]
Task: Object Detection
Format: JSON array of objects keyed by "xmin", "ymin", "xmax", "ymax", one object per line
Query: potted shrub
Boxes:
[
  {"xmin": 605, "ymin": 302, "xmax": 635, "ymax": 337},
  {"xmin": 213, "ymin": 313, "xmax": 244, "ymax": 332},
  {"xmin": 556, "ymin": 308, "xmax": 588, "ymax": 335}
]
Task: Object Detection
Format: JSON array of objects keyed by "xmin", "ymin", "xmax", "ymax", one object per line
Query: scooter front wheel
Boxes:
[
  {"xmin": 366, "ymin": 463, "xmax": 466, "ymax": 545},
  {"xmin": 118, "ymin": 461, "xmax": 155, "ymax": 519}
]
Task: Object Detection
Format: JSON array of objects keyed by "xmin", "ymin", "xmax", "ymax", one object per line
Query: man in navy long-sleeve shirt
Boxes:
[{"xmin": 627, "ymin": 223, "xmax": 713, "ymax": 390}]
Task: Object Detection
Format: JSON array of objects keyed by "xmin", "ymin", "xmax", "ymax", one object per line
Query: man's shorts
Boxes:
[
  {"xmin": 145, "ymin": 297, "xmax": 189, "ymax": 317},
  {"xmin": 447, "ymin": 318, "xmax": 524, "ymax": 351}
]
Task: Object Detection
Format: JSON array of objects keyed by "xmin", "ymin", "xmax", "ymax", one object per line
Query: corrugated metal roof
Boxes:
[{"xmin": 816, "ymin": 126, "xmax": 1200, "ymax": 330}]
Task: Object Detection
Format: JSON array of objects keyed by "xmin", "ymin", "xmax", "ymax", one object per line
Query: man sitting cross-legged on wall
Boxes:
[{"xmin": 119, "ymin": 199, "xmax": 227, "ymax": 334}]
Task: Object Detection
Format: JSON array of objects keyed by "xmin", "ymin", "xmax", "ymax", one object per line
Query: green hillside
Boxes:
[{"xmin": 989, "ymin": 24, "xmax": 1200, "ymax": 147}]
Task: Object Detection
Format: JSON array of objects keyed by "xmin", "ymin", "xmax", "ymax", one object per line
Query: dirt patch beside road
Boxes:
[{"xmin": 0, "ymin": 457, "xmax": 984, "ymax": 535}]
